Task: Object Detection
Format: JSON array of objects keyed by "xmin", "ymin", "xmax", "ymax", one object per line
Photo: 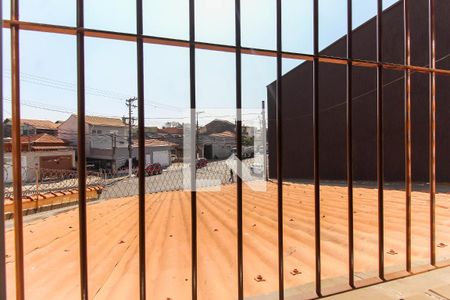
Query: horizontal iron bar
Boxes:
[{"xmin": 3, "ymin": 19, "xmax": 450, "ymax": 76}]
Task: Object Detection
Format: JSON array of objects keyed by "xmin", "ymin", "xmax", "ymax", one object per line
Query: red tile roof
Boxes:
[
  {"xmin": 83, "ymin": 115, "xmax": 126, "ymax": 127},
  {"xmin": 20, "ymin": 119, "xmax": 59, "ymax": 130},
  {"xmin": 19, "ymin": 134, "xmax": 67, "ymax": 145},
  {"xmin": 157, "ymin": 127, "xmax": 183, "ymax": 135},
  {"xmin": 132, "ymin": 139, "xmax": 176, "ymax": 148}
]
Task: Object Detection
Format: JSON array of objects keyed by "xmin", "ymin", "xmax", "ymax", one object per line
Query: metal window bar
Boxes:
[
  {"xmin": 404, "ymin": 0, "xmax": 412, "ymax": 274},
  {"xmin": 376, "ymin": 0, "xmax": 385, "ymax": 282},
  {"xmin": 76, "ymin": 0, "xmax": 88, "ymax": 298},
  {"xmin": 10, "ymin": 0, "xmax": 25, "ymax": 299},
  {"xmin": 276, "ymin": 0, "xmax": 284, "ymax": 299},
  {"xmin": 0, "ymin": 0, "xmax": 6, "ymax": 297},
  {"xmin": 429, "ymin": 0, "xmax": 436, "ymax": 267},
  {"xmin": 136, "ymin": 0, "xmax": 146, "ymax": 298},
  {"xmin": 2, "ymin": 2, "xmax": 450, "ymax": 300},
  {"xmin": 189, "ymin": 1, "xmax": 198, "ymax": 300},
  {"xmin": 346, "ymin": 0, "xmax": 355, "ymax": 289},
  {"xmin": 313, "ymin": 0, "xmax": 322, "ymax": 297},
  {"xmin": 234, "ymin": 1, "xmax": 244, "ymax": 299},
  {"xmin": 2, "ymin": 20, "xmax": 450, "ymax": 76}
]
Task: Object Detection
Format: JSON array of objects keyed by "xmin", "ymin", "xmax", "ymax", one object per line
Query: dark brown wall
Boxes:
[{"xmin": 268, "ymin": 0, "xmax": 450, "ymax": 182}]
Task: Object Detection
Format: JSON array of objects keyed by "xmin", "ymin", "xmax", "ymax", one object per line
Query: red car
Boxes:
[
  {"xmin": 145, "ymin": 163, "xmax": 162, "ymax": 176},
  {"xmin": 196, "ymin": 158, "xmax": 208, "ymax": 169}
]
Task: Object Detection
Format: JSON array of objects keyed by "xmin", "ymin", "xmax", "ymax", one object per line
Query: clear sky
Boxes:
[{"xmin": 2, "ymin": 0, "xmax": 399, "ymax": 127}]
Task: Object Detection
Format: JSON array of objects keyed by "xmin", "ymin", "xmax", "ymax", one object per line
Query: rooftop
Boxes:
[
  {"xmin": 69, "ymin": 115, "xmax": 126, "ymax": 128},
  {"xmin": 4, "ymin": 118, "xmax": 59, "ymax": 130},
  {"xmin": 4, "ymin": 182, "xmax": 450, "ymax": 299}
]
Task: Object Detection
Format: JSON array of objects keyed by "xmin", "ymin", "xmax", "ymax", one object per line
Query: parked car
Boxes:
[
  {"xmin": 145, "ymin": 163, "xmax": 162, "ymax": 176},
  {"xmin": 196, "ymin": 158, "xmax": 208, "ymax": 169}
]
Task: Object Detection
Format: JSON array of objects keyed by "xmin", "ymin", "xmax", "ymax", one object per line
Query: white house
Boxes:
[
  {"xmin": 58, "ymin": 115, "xmax": 129, "ymax": 170},
  {"xmin": 58, "ymin": 115, "xmax": 175, "ymax": 171}
]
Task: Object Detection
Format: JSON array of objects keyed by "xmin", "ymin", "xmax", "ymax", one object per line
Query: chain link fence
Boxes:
[
  {"xmin": 3, "ymin": 166, "xmax": 103, "ymax": 199},
  {"xmin": 3, "ymin": 158, "xmax": 265, "ymax": 201},
  {"xmin": 99, "ymin": 158, "xmax": 262, "ymax": 199}
]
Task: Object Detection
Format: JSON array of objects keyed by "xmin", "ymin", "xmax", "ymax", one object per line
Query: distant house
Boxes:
[
  {"xmin": 132, "ymin": 126, "xmax": 159, "ymax": 139},
  {"xmin": 155, "ymin": 127, "xmax": 184, "ymax": 160},
  {"xmin": 133, "ymin": 139, "xmax": 176, "ymax": 168},
  {"xmin": 199, "ymin": 131, "xmax": 236, "ymax": 160},
  {"xmin": 57, "ymin": 115, "xmax": 176, "ymax": 171},
  {"xmin": 202, "ymin": 119, "xmax": 235, "ymax": 135},
  {"xmin": 3, "ymin": 118, "xmax": 59, "ymax": 137},
  {"xmin": 3, "ymin": 134, "xmax": 75, "ymax": 183},
  {"xmin": 58, "ymin": 115, "xmax": 128, "ymax": 170}
]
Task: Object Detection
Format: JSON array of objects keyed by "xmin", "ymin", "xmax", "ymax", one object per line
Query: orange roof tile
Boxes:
[
  {"xmin": 20, "ymin": 119, "xmax": 59, "ymax": 130},
  {"xmin": 84, "ymin": 115, "xmax": 126, "ymax": 127}
]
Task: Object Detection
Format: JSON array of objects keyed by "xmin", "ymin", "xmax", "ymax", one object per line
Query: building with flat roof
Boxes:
[{"xmin": 267, "ymin": 0, "xmax": 450, "ymax": 182}]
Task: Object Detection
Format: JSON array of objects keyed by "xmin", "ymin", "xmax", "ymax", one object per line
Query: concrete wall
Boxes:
[
  {"xmin": 57, "ymin": 115, "xmax": 90, "ymax": 155},
  {"xmin": 268, "ymin": 0, "xmax": 450, "ymax": 182},
  {"xmin": 4, "ymin": 150, "xmax": 75, "ymax": 183}
]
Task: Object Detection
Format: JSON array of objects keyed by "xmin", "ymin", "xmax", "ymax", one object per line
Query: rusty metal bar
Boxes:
[
  {"xmin": 235, "ymin": 0, "xmax": 244, "ymax": 299},
  {"xmin": 428, "ymin": 0, "xmax": 436, "ymax": 267},
  {"xmin": 136, "ymin": 0, "xmax": 146, "ymax": 298},
  {"xmin": 346, "ymin": 0, "xmax": 355, "ymax": 289},
  {"xmin": 313, "ymin": 0, "xmax": 322, "ymax": 296},
  {"xmin": 276, "ymin": 0, "xmax": 284, "ymax": 299},
  {"xmin": 376, "ymin": 0, "xmax": 385, "ymax": 281},
  {"xmin": 11, "ymin": 0, "xmax": 25, "ymax": 298},
  {"xmin": 0, "ymin": 0, "xmax": 7, "ymax": 296},
  {"xmin": 76, "ymin": 0, "xmax": 89, "ymax": 298},
  {"xmin": 404, "ymin": 0, "xmax": 412, "ymax": 273},
  {"xmin": 189, "ymin": 0, "xmax": 198, "ymax": 299},
  {"xmin": 3, "ymin": 19, "xmax": 450, "ymax": 77}
]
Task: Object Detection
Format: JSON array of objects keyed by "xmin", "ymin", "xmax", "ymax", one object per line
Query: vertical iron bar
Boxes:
[
  {"xmin": 76, "ymin": 0, "xmax": 88, "ymax": 298},
  {"xmin": 136, "ymin": 0, "xmax": 146, "ymax": 298},
  {"xmin": 313, "ymin": 0, "xmax": 321, "ymax": 296},
  {"xmin": 189, "ymin": 1, "xmax": 197, "ymax": 299},
  {"xmin": 376, "ymin": 0, "xmax": 385, "ymax": 281},
  {"xmin": 346, "ymin": 0, "xmax": 355, "ymax": 289},
  {"xmin": 235, "ymin": 0, "xmax": 243, "ymax": 299},
  {"xmin": 276, "ymin": 0, "xmax": 284, "ymax": 299},
  {"xmin": 404, "ymin": 0, "xmax": 412, "ymax": 273},
  {"xmin": 428, "ymin": 0, "xmax": 436, "ymax": 267},
  {"xmin": 0, "ymin": 0, "xmax": 6, "ymax": 297},
  {"xmin": 11, "ymin": 0, "xmax": 25, "ymax": 298}
]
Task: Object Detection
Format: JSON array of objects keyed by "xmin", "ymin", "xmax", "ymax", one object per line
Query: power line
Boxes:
[
  {"xmin": 3, "ymin": 70, "xmax": 184, "ymax": 112},
  {"xmin": 3, "ymin": 97, "xmax": 261, "ymax": 122}
]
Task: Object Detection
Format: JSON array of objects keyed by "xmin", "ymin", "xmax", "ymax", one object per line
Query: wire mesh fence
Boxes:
[
  {"xmin": 3, "ymin": 158, "xmax": 265, "ymax": 202},
  {"xmin": 3, "ymin": 166, "xmax": 103, "ymax": 199},
  {"xmin": 100, "ymin": 158, "xmax": 263, "ymax": 199}
]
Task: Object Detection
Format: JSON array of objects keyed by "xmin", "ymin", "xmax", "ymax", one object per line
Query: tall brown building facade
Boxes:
[{"xmin": 268, "ymin": 0, "xmax": 450, "ymax": 182}]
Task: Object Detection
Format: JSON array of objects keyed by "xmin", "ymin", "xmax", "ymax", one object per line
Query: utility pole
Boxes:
[
  {"xmin": 125, "ymin": 97, "xmax": 137, "ymax": 176},
  {"xmin": 196, "ymin": 111, "xmax": 204, "ymax": 159}
]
